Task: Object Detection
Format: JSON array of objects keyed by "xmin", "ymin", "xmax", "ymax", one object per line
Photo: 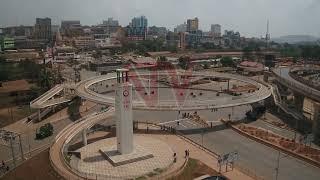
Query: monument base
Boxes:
[{"xmin": 99, "ymin": 145, "xmax": 154, "ymax": 166}]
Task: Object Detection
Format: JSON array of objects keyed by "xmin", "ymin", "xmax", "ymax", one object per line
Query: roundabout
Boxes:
[
  {"xmin": 76, "ymin": 70, "xmax": 271, "ymax": 110},
  {"xmin": 49, "ymin": 69, "xmax": 272, "ymax": 179}
]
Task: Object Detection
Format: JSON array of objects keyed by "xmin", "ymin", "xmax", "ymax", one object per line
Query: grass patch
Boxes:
[
  {"xmin": 146, "ymin": 171, "xmax": 157, "ymax": 177},
  {"xmin": 154, "ymin": 168, "xmax": 164, "ymax": 174},
  {"xmin": 64, "ymin": 154, "xmax": 72, "ymax": 164},
  {"xmin": 135, "ymin": 176, "xmax": 147, "ymax": 180},
  {"xmin": 167, "ymin": 158, "xmax": 223, "ymax": 180}
]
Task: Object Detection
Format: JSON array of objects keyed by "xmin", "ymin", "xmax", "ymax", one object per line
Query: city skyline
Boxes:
[{"xmin": 0, "ymin": 0, "xmax": 320, "ymax": 38}]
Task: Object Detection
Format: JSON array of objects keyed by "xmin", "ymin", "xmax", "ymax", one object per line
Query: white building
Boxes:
[
  {"xmin": 73, "ymin": 36, "xmax": 95, "ymax": 49},
  {"xmin": 174, "ymin": 22, "xmax": 187, "ymax": 33},
  {"xmin": 54, "ymin": 52, "xmax": 76, "ymax": 63},
  {"xmin": 211, "ymin": 24, "xmax": 221, "ymax": 38}
]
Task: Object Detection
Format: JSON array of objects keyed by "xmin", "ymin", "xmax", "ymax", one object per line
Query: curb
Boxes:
[{"xmin": 230, "ymin": 125, "xmax": 320, "ymax": 168}]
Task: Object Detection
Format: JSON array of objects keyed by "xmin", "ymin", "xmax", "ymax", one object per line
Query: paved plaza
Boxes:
[{"xmin": 70, "ymin": 135, "xmax": 174, "ymax": 179}]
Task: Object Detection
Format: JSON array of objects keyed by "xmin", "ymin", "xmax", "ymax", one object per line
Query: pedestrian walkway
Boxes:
[
  {"xmin": 145, "ymin": 133, "xmax": 254, "ymax": 180},
  {"xmin": 2, "ymin": 100, "xmax": 96, "ymax": 134}
]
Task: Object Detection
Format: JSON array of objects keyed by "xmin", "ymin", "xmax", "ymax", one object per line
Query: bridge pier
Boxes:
[
  {"xmin": 312, "ymin": 102, "xmax": 320, "ymax": 144},
  {"xmin": 293, "ymin": 92, "xmax": 304, "ymax": 112},
  {"xmin": 82, "ymin": 128, "xmax": 87, "ymax": 146},
  {"xmin": 38, "ymin": 109, "xmax": 41, "ymax": 122}
]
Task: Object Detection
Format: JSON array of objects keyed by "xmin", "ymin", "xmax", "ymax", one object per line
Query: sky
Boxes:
[{"xmin": 0, "ymin": 0, "xmax": 319, "ymax": 38}]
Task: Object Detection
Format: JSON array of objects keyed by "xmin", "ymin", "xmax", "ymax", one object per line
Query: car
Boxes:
[{"xmin": 194, "ymin": 175, "xmax": 227, "ymax": 180}]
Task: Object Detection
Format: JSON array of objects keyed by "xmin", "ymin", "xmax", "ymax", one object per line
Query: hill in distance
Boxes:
[{"xmin": 272, "ymin": 35, "xmax": 319, "ymax": 44}]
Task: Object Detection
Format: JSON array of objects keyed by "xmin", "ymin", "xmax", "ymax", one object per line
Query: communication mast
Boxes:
[{"xmin": 266, "ymin": 20, "xmax": 270, "ymax": 49}]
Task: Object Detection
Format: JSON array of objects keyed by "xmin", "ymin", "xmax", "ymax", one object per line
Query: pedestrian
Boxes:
[
  {"xmin": 185, "ymin": 150, "xmax": 188, "ymax": 158},
  {"xmin": 6, "ymin": 166, "xmax": 9, "ymax": 171},
  {"xmin": 1, "ymin": 160, "xmax": 4, "ymax": 167}
]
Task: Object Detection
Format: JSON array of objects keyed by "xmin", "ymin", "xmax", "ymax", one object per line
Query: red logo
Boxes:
[{"xmin": 124, "ymin": 62, "xmax": 193, "ymax": 108}]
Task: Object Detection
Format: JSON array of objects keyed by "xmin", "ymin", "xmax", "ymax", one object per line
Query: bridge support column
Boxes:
[
  {"xmin": 81, "ymin": 98, "xmax": 85, "ymax": 106},
  {"xmin": 312, "ymin": 102, "xmax": 320, "ymax": 144},
  {"xmin": 293, "ymin": 92, "xmax": 304, "ymax": 112},
  {"xmin": 82, "ymin": 128, "xmax": 87, "ymax": 146},
  {"xmin": 38, "ymin": 109, "xmax": 41, "ymax": 122}
]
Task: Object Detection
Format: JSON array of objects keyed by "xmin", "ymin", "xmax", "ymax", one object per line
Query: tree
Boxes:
[
  {"xmin": 242, "ymin": 47, "xmax": 253, "ymax": 60},
  {"xmin": 39, "ymin": 69, "xmax": 54, "ymax": 91},
  {"xmin": 178, "ymin": 56, "xmax": 191, "ymax": 70},
  {"xmin": 203, "ymin": 63, "xmax": 210, "ymax": 69},
  {"xmin": 220, "ymin": 56, "xmax": 234, "ymax": 67}
]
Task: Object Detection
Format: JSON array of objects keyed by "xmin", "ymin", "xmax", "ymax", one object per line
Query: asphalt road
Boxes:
[
  {"xmin": 185, "ymin": 128, "xmax": 320, "ymax": 180},
  {"xmin": 135, "ymin": 109, "xmax": 320, "ymax": 180}
]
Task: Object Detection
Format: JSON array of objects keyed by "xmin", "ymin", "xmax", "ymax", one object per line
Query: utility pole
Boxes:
[
  {"xmin": 266, "ymin": 20, "xmax": 270, "ymax": 50},
  {"xmin": 10, "ymin": 134, "xmax": 16, "ymax": 168},
  {"xmin": 18, "ymin": 134, "xmax": 24, "ymax": 160},
  {"xmin": 275, "ymin": 151, "xmax": 280, "ymax": 180}
]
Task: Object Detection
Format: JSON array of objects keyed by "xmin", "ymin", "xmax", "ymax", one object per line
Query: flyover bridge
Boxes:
[
  {"xmin": 273, "ymin": 66, "xmax": 320, "ymax": 143},
  {"xmin": 29, "ymin": 83, "xmax": 76, "ymax": 121},
  {"xmin": 75, "ymin": 71, "xmax": 271, "ymax": 111},
  {"xmin": 273, "ymin": 66, "xmax": 320, "ymax": 102}
]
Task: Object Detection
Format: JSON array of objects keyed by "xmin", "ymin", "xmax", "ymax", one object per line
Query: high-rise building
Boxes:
[
  {"xmin": 103, "ymin": 18, "xmax": 119, "ymax": 27},
  {"xmin": 61, "ymin": 20, "xmax": 81, "ymax": 30},
  {"xmin": 211, "ymin": 24, "xmax": 221, "ymax": 37},
  {"xmin": 127, "ymin": 16, "xmax": 148, "ymax": 40},
  {"xmin": 101, "ymin": 18, "xmax": 120, "ymax": 34},
  {"xmin": 178, "ymin": 32, "xmax": 186, "ymax": 50},
  {"xmin": 61, "ymin": 20, "xmax": 82, "ymax": 37},
  {"xmin": 34, "ymin": 17, "xmax": 52, "ymax": 41},
  {"xmin": 174, "ymin": 23, "xmax": 187, "ymax": 33},
  {"xmin": 148, "ymin": 26, "xmax": 167, "ymax": 37},
  {"xmin": 187, "ymin": 17, "xmax": 199, "ymax": 33}
]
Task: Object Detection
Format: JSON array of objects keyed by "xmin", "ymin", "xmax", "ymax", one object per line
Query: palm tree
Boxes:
[{"xmin": 39, "ymin": 69, "xmax": 53, "ymax": 91}]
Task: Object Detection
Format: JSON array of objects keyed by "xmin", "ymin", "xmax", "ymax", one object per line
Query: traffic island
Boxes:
[{"xmin": 232, "ymin": 124, "xmax": 320, "ymax": 167}]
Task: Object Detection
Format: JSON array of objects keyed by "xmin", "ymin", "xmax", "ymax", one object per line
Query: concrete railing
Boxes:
[{"xmin": 273, "ymin": 67, "xmax": 320, "ymax": 102}]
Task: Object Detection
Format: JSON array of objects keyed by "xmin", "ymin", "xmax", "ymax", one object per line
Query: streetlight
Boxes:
[
  {"xmin": 275, "ymin": 150, "xmax": 289, "ymax": 180},
  {"xmin": 201, "ymin": 129, "xmax": 205, "ymax": 147}
]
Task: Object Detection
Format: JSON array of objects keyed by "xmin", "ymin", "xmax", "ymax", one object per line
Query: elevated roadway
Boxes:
[
  {"xmin": 273, "ymin": 66, "xmax": 320, "ymax": 102},
  {"xmin": 75, "ymin": 71, "xmax": 271, "ymax": 111},
  {"xmin": 30, "ymin": 83, "xmax": 76, "ymax": 109},
  {"xmin": 49, "ymin": 108, "xmax": 114, "ymax": 179}
]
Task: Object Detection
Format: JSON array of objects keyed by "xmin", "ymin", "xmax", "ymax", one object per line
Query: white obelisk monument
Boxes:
[{"xmin": 115, "ymin": 69, "xmax": 133, "ymax": 154}]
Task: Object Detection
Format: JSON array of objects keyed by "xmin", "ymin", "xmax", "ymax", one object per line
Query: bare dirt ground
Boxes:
[
  {"xmin": 169, "ymin": 158, "xmax": 223, "ymax": 180},
  {"xmin": 0, "ymin": 105, "xmax": 35, "ymax": 128},
  {"xmin": 2, "ymin": 149, "xmax": 62, "ymax": 180}
]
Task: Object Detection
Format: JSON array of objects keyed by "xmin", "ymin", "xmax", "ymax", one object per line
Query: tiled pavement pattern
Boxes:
[{"xmin": 70, "ymin": 135, "xmax": 174, "ymax": 179}]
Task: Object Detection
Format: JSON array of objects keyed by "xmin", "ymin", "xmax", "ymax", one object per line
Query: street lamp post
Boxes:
[
  {"xmin": 275, "ymin": 151, "xmax": 280, "ymax": 180},
  {"xmin": 201, "ymin": 130, "xmax": 205, "ymax": 147},
  {"xmin": 275, "ymin": 150, "xmax": 289, "ymax": 180}
]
